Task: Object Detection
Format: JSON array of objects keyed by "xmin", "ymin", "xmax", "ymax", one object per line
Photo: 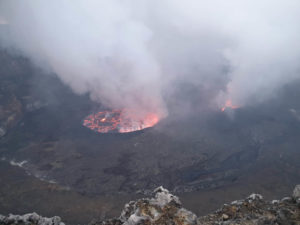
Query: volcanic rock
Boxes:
[
  {"xmin": 91, "ymin": 186, "xmax": 197, "ymax": 225},
  {"xmin": 0, "ymin": 212, "xmax": 65, "ymax": 225},
  {"xmin": 1, "ymin": 185, "xmax": 300, "ymax": 225},
  {"xmin": 91, "ymin": 185, "xmax": 300, "ymax": 225},
  {"xmin": 293, "ymin": 185, "xmax": 300, "ymax": 199},
  {"xmin": 197, "ymin": 186, "xmax": 300, "ymax": 225}
]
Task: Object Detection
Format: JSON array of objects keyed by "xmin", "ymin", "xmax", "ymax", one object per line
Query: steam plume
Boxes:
[{"xmin": 1, "ymin": 0, "xmax": 300, "ymax": 116}]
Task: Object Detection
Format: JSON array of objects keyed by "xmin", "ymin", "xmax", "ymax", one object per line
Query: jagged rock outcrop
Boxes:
[
  {"xmin": 1, "ymin": 185, "xmax": 300, "ymax": 225},
  {"xmin": 197, "ymin": 189, "xmax": 300, "ymax": 225},
  {"xmin": 92, "ymin": 185, "xmax": 300, "ymax": 225},
  {"xmin": 293, "ymin": 184, "xmax": 300, "ymax": 200},
  {"xmin": 90, "ymin": 186, "xmax": 197, "ymax": 225},
  {"xmin": 0, "ymin": 212, "xmax": 65, "ymax": 225}
]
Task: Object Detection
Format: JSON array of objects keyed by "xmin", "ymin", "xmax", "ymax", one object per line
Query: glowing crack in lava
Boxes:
[
  {"xmin": 83, "ymin": 109, "xmax": 159, "ymax": 133},
  {"xmin": 221, "ymin": 100, "xmax": 240, "ymax": 112}
]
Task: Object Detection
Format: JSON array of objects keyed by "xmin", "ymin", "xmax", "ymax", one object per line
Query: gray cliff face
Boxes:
[{"xmin": 1, "ymin": 185, "xmax": 300, "ymax": 225}]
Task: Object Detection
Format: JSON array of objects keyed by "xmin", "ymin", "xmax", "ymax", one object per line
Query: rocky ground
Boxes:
[
  {"xmin": 1, "ymin": 185, "xmax": 299, "ymax": 225},
  {"xmin": 197, "ymin": 185, "xmax": 300, "ymax": 225},
  {"xmin": 0, "ymin": 213, "xmax": 65, "ymax": 225}
]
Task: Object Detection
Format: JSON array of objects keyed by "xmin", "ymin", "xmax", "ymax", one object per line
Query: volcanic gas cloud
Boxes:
[
  {"xmin": 83, "ymin": 109, "xmax": 159, "ymax": 133},
  {"xmin": 221, "ymin": 100, "xmax": 240, "ymax": 112}
]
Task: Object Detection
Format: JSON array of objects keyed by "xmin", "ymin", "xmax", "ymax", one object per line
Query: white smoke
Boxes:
[{"xmin": 1, "ymin": 0, "xmax": 300, "ymax": 115}]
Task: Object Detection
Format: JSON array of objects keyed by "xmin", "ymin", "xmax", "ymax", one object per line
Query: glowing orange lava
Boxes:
[
  {"xmin": 83, "ymin": 109, "xmax": 159, "ymax": 133},
  {"xmin": 221, "ymin": 100, "xmax": 240, "ymax": 112}
]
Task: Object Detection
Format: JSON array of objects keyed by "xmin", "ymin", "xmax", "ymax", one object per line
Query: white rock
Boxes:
[
  {"xmin": 0, "ymin": 213, "xmax": 64, "ymax": 225},
  {"xmin": 152, "ymin": 186, "xmax": 181, "ymax": 207},
  {"xmin": 293, "ymin": 185, "xmax": 300, "ymax": 199},
  {"xmin": 248, "ymin": 193, "xmax": 263, "ymax": 201},
  {"xmin": 281, "ymin": 197, "xmax": 292, "ymax": 202},
  {"xmin": 231, "ymin": 200, "xmax": 244, "ymax": 205},
  {"xmin": 271, "ymin": 200, "xmax": 280, "ymax": 204},
  {"xmin": 124, "ymin": 213, "xmax": 144, "ymax": 225}
]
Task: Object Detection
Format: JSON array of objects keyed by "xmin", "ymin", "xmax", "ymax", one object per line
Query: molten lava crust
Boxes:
[{"xmin": 83, "ymin": 109, "xmax": 159, "ymax": 133}]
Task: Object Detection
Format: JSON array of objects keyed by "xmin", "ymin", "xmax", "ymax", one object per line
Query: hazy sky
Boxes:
[{"xmin": 1, "ymin": 0, "xmax": 300, "ymax": 118}]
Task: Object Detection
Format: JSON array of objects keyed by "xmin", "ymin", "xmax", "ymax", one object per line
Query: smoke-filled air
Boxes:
[
  {"xmin": 1, "ymin": 0, "xmax": 300, "ymax": 119},
  {"xmin": 1, "ymin": 1, "xmax": 300, "ymax": 223}
]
